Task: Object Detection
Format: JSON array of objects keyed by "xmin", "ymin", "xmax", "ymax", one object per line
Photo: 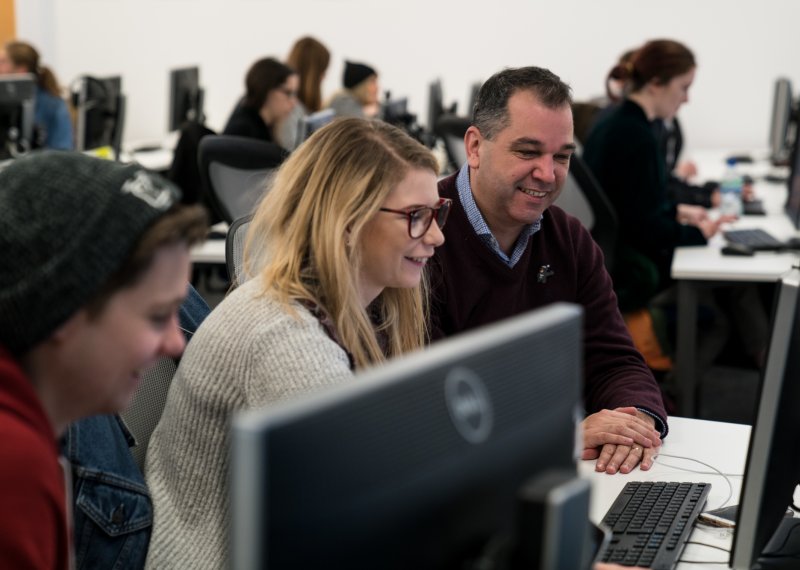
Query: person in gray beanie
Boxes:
[
  {"xmin": 0, "ymin": 150, "xmax": 207, "ymax": 568},
  {"xmin": 328, "ymin": 59, "xmax": 380, "ymax": 118}
]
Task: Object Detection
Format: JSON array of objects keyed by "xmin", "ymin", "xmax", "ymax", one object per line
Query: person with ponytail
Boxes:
[
  {"xmin": 0, "ymin": 40, "xmax": 74, "ymax": 150},
  {"xmin": 583, "ymin": 39, "xmax": 769, "ymax": 369}
]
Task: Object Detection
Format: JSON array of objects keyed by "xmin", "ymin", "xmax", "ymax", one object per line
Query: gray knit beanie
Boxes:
[{"xmin": 0, "ymin": 150, "xmax": 181, "ymax": 355}]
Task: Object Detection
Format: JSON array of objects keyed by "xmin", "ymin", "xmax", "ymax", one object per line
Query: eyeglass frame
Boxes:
[
  {"xmin": 276, "ymin": 87, "xmax": 298, "ymax": 98},
  {"xmin": 378, "ymin": 197, "xmax": 452, "ymax": 239}
]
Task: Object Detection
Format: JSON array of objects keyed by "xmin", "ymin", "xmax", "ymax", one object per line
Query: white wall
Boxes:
[{"xmin": 17, "ymin": 0, "xmax": 800, "ymax": 155}]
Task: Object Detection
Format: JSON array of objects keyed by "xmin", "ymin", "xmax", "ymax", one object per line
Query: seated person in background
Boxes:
[
  {"xmin": 277, "ymin": 36, "xmax": 331, "ymax": 151},
  {"xmin": 328, "ymin": 60, "xmax": 380, "ymax": 118},
  {"xmin": 583, "ymin": 40, "xmax": 721, "ymax": 309},
  {"xmin": 0, "ymin": 151, "xmax": 206, "ymax": 568},
  {"xmin": 0, "ymin": 40, "xmax": 74, "ymax": 150},
  {"xmin": 584, "ymin": 39, "xmax": 768, "ymax": 368},
  {"xmin": 654, "ymin": 114, "xmax": 755, "ymax": 208},
  {"xmin": 223, "ymin": 57, "xmax": 298, "ymax": 144},
  {"xmin": 592, "ymin": 45, "xmax": 739, "ymax": 210},
  {"xmin": 144, "ymin": 118, "xmax": 448, "ymax": 568},
  {"xmin": 429, "ymin": 66, "xmax": 667, "ymax": 476}
]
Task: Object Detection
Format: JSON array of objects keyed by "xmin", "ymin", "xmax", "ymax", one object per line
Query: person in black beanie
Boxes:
[
  {"xmin": 0, "ymin": 150, "xmax": 207, "ymax": 568},
  {"xmin": 328, "ymin": 59, "xmax": 380, "ymax": 118}
]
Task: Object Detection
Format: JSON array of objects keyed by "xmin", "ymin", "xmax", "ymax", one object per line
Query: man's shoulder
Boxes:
[{"xmin": 437, "ymin": 172, "xmax": 458, "ymax": 196}]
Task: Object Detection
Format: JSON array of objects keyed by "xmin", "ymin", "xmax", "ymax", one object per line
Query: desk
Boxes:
[
  {"xmin": 191, "ymin": 237, "xmax": 226, "ymax": 265},
  {"xmin": 123, "ymin": 132, "xmax": 180, "ymax": 173},
  {"xmin": 671, "ymin": 150, "xmax": 800, "ymax": 415},
  {"xmin": 583, "ymin": 416, "xmax": 748, "ymax": 569}
]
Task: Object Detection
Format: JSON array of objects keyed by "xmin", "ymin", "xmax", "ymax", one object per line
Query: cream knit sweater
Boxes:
[{"xmin": 144, "ymin": 278, "xmax": 353, "ymax": 569}]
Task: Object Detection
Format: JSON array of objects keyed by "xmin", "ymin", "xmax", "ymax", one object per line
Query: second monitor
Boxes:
[{"xmin": 168, "ymin": 66, "xmax": 204, "ymax": 132}]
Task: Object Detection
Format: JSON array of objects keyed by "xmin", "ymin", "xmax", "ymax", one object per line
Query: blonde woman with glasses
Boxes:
[{"xmin": 144, "ymin": 117, "xmax": 449, "ymax": 569}]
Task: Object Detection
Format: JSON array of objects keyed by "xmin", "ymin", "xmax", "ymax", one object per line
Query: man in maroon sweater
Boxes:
[{"xmin": 429, "ymin": 66, "xmax": 668, "ymax": 476}]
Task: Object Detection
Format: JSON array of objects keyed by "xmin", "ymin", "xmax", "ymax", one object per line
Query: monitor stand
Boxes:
[{"xmin": 758, "ymin": 517, "xmax": 800, "ymax": 569}]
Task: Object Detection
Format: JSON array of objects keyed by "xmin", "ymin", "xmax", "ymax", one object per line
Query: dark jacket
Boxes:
[
  {"xmin": 223, "ymin": 102, "xmax": 275, "ymax": 143},
  {"xmin": 583, "ymin": 100, "xmax": 706, "ymax": 308}
]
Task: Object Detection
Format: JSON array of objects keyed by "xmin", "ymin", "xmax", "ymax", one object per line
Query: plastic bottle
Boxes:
[{"xmin": 719, "ymin": 158, "xmax": 743, "ymax": 217}]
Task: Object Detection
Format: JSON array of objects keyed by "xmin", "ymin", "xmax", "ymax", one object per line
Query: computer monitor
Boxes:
[
  {"xmin": 381, "ymin": 95, "xmax": 411, "ymax": 125},
  {"xmin": 74, "ymin": 75, "xmax": 126, "ymax": 160},
  {"xmin": 769, "ymin": 78, "xmax": 795, "ymax": 166},
  {"xmin": 784, "ymin": 120, "xmax": 800, "ymax": 229},
  {"xmin": 428, "ymin": 78, "xmax": 444, "ymax": 133},
  {"xmin": 295, "ymin": 108, "xmax": 336, "ymax": 147},
  {"xmin": 232, "ymin": 303, "xmax": 589, "ymax": 570},
  {"xmin": 0, "ymin": 73, "xmax": 36, "ymax": 160},
  {"xmin": 168, "ymin": 66, "xmax": 204, "ymax": 132},
  {"xmin": 731, "ymin": 267, "xmax": 800, "ymax": 569}
]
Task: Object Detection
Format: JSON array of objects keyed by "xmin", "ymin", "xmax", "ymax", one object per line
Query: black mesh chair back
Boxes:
[
  {"xmin": 120, "ymin": 358, "xmax": 178, "ymax": 471},
  {"xmin": 226, "ymin": 213, "xmax": 254, "ymax": 289},
  {"xmin": 434, "ymin": 114, "xmax": 471, "ymax": 175},
  {"xmin": 198, "ymin": 135, "xmax": 287, "ymax": 223},
  {"xmin": 557, "ymin": 152, "xmax": 619, "ymax": 271}
]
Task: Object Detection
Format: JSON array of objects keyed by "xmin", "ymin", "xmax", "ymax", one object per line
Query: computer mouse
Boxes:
[
  {"xmin": 783, "ymin": 237, "xmax": 800, "ymax": 250},
  {"xmin": 721, "ymin": 243, "xmax": 755, "ymax": 256}
]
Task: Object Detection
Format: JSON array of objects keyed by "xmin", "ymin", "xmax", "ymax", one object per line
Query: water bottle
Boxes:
[{"xmin": 719, "ymin": 158, "xmax": 743, "ymax": 217}]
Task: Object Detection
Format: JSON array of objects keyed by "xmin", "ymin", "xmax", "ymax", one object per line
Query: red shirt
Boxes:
[{"xmin": 0, "ymin": 346, "xmax": 70, "ymax": 569}]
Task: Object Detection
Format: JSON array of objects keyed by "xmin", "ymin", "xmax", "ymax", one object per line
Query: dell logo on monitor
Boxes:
[{"xmin": 444, "ymin": 367, "xmax": 493, "ymax": 444}]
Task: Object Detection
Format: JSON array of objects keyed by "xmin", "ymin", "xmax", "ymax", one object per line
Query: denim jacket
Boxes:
[{"xmin": 60, "ymin": 284, "xmax": 210, "ymax": 569}]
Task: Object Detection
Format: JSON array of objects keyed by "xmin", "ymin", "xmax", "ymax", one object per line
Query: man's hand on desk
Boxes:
[{"xmin": 581, "ymin": 407, "xmax": 661, "ymax": 475}]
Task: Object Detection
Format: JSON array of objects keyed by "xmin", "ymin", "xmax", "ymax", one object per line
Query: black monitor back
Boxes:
[
  {"xmin": 731, "ymin": 268, "xmax": 800, "ymax": 569},
  {"xmin": 75, "ymin": 75, "xmax": 125, "ymax": 158},
  {"xmin": 784, "ymin": 115, "xmax": 800, "ymax": 229},
  {"xmin": 168, "ymin": 66, "xmax": 204, "ymax": 132},
  {"xmin": 769, "ymin": 78, "xmax": 795, "ymax": 166},
  {"xmin": 0, "ymin": 74, "xmax": 36, "ymax": 159},
  {"xmin": 232, "ymin": 303, "xmax": 584, "ymax": 570}
]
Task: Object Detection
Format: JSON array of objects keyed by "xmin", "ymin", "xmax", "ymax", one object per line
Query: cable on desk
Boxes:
[
  {"xmin": 656, "ymin": 452, "xmax": 735, "ymax": 510},
  {"xmin": 677, "ymin": 542, "xmax": 731, "ymax": 564}
]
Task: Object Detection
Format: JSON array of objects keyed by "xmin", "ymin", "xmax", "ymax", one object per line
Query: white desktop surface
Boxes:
[
  {"xmin": 583, "ymin": 416, "xmax": 751, "ymax": 569},
  {"xmin": 191, "ymin": 237, "xmax": 226, "ymax": 264},
  {"xmin": 123, "ymin": 131, "xmax": 180, "ymax": 172},
  {"xmin": 670, "ymin": 150, "xmax": 800, "ymax": 414},
  {"xmin": 673, "ymin": 148, "xmax": 799, "ymax": 283}
]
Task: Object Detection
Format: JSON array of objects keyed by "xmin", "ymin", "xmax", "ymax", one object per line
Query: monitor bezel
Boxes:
[{"xmin": 730, "ymin": 267, "xmax": 800, "ymax": 568}]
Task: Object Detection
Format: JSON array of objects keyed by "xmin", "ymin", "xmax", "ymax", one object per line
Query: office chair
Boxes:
[
  {"xmin": 226, "ymin": 213, "xmax": 254, "ymax": 289},
  {"xmin": 434, "ymin": 114, "xmax": 471, "ymax": 174},
  {"xmin": 198, "ymin": 135, "xmax": 287, "ymax": 223},
  {"xmin": 556, "ymin": 153, "xmax": 619, "ymax": 271},
  {"xmin": 119, "ymin": 284, "xmax": 210, "ymax": 471},
  {"xmin": 571, "ymin": 101, "xmax": 603, "ymax": 144},
  {"xmin": 120, "ymin": 357, "xmax": 178, "ymax": 471}
]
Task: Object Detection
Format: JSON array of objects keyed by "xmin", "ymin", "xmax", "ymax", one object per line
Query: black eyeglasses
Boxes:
[{"xmin": 379, "ymin": 198, "xmax": 452, "ymax": 239}]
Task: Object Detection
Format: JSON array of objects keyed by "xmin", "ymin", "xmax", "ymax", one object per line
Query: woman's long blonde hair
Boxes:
[{"xmin": 244, "ymin": 118, "xmax": 438, "ymax": 368}]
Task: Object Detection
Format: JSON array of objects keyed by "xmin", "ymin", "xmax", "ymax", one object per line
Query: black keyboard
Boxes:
[
  {"xmin": 598, "ymin": 481, "xmax": 711, "ymax": 569},
  {"xmin": 724, "ymin": 228, "xmax": 785, "ymax": 250}
]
